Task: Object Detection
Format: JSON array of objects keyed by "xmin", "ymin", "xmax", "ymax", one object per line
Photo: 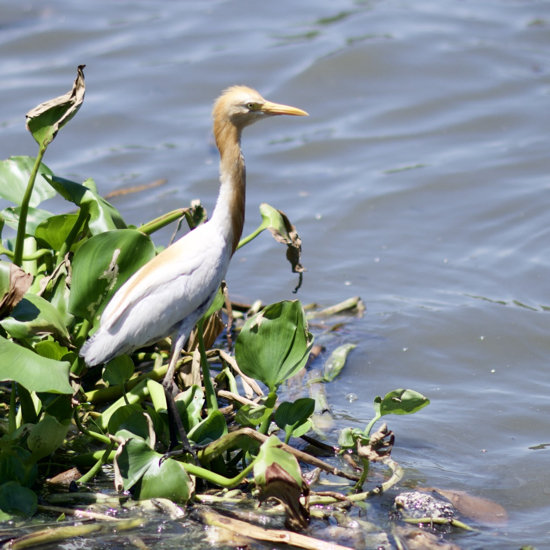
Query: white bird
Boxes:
[{"xmin": 80, "ymin": 86, "xmax": 308, "ymax": 393}]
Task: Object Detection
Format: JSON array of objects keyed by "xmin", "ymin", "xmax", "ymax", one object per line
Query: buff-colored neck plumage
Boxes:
[{"xmin": 211, "ymin": 104, "xmax": 246, "ymax": 256}]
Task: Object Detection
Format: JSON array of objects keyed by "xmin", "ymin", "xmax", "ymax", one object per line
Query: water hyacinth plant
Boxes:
[{"xmin": 0, "ymin": 68, "xmax": 432, "ymax": 546}]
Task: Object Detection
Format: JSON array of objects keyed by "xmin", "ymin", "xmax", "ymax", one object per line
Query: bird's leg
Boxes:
[
  {"xmin": 196, "ymin": 318, "xmax": 219, "ymax": 415},
  {"xmin": 162, "ymin": 331, "xmax": 194, "ymax": 456}
]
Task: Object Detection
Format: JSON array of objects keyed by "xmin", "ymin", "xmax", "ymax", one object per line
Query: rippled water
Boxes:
[{"xmin": 2, "ymin": 0, "xmax": 550, "ymax": 547}]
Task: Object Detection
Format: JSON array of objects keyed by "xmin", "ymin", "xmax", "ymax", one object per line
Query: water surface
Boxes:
[{"xmin": 1, "ymin": 1, "xmax": 550, "ymax": 547}]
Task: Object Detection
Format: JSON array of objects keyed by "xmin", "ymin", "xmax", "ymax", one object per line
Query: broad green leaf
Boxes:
[
  {"xmin": 34, "ymin": 340, "xmax": 69, "ymax": 361},
  {"xmin": 253, "ymin": 435, "xmax": 304, "ymax": 489},
  {"xmin": 107, "ymin": 404, "xmax": 143, "ymax": 435},
  {"xmin": 235, "ymin": 300, "xmax": 313, "ymax": 392},
  {"xmin": 115, "ymin": 438, "xmax": 158, "ymax": 491},
  {"xmin": 1, "ymin": 293, "xmax": 71, "ymax": 344},
  {"xmin": 0, "ymin": 481, "xmax": 37, "ymax": 517},
  {"xmin": 115, "ymin": 411, "xmax": 155, "ymax": 446},
  {"xmin": 323, "ymin": 344, "xmax": 356, "ymax": 382},
  {"xmin": 202, "ymin": 285, "xmax": 225, "ymax": 320},
  {"xmin": 69, "ymin": 229, "xmax": 155, "ymax": 323},
  {"xmin": 27, "ymin": 415, "xmax": 70, "ymax": 462},
  {"xmin": 174, "ymin": 385, "xmax": 205, "ymax": 434},
  {"xmin": 234, "ymin": 403, "xmax": 271, "ymax": 428},
  {"xmin": 34, "ymin": 213, "xmax": 79, "ymax": 251},
  {"xmin": 0, "ymin": 335, "xmax": 72, "ymax": 393},
  {"xmin": 103, "ymin": 355, "xmax": 134, "ymax": 387},
  {"xmin": 2, "ymin": 206, "xmax": 54, "ymax": 236},
  {"xmin": 0, "ymin": 157, "xmax": 55, "ymax": 207},
  {"xmin": 378, "ymin": 389, "xmax": 430, "ymax": 417},
  {"xmin": 26, "ymin": 65, "xmax": 85, "ymax": 147},
  {"xmin": 0, "ymin": 447, "xmax": 36, "ymax": 487},
  {"xmin": 135, "ymin": 455, "xmax": 192, "ymax": 503},
  {"xmin": 47, "ymin": 176, "xmax": 126, "ymax": 235},
  {"xmin": 188, "ymin": 409, "xmax": 227, "ymax": 445},
  {"xmin": 274, "ymin": 398, "xmax": 314, "ymax": 443}
]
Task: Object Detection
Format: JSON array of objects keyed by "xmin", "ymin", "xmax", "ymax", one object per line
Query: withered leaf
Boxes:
[
  {"xmin": 258, "ymin": 462, "xmax": 310, "ymax": 531},
  {"xmin": 432, "ymin": 488, "xmax": 508, "ymax": 526},
  {"xmin": 265, "ymin": 207, "xmax": 305, "ymax": 274},
  {"xmin": 26, "ymin": 65, "xmax": 86, "ymax": 147},
  {"xmin": 356, "ymin": 423, "xmax": 394, "ymax": 462},
  {"xmin": 0, "ymin": 264, "xmax": 32, "ymax": 319}
]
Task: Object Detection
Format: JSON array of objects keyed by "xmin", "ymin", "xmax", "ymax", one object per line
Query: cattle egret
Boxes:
[{"xmin": 80, "ymin": 86, "xmax": 308, "ymax": 416}]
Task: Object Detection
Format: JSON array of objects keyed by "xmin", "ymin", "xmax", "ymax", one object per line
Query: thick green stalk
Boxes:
[
  {"xmin": 139, "ymin": 208, "xmax": 189, "ymax": 236},
  {"xmin": 258, "ymin": 391, "xmax": 277, "ymax": 435},
  {"xmin": 0, "ymin": 246, "xmax": 52, "ymax": 261},
  {"xmin": 9, "ymin": 384, "xmax": 16, "ymax": 434},
  {"xmin": 235, "ymin": 220, "xmax": 268, "ymax": 250},
  {"xmin": 13, "ymin": 146, "xmax": 47, "ymax": 267},
  {"xmin": 181, "ymin": 457, "xmax": 255, "ymax": 488},
  {"xmin": 78, "ymin": 441, "xmax": 115, "ymax": 485}
]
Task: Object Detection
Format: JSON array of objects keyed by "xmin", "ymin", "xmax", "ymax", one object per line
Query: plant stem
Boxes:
[
  {"xmin": 235, "ymin": 221, "xmax": 267, "ymax": 250},
  {"xmin": 78, "ymin": 441, "xmax": 115, "ymax": 484},
  {"xmin": 197, "ymin": 319, "xmax": 218, "ymax": 414},
  {"xmin": 181, "ymin": 457, "xmax": 255, "ymax": 488},
  {"xmin": 364, "ymin": 413, "xmax": 381, "ymax": 437},
  {"xmin": 139, "ymin": 208, "xmax": 189, "ymax": 236},
  {"xmin": 258, "ymin": 392, "xmax": 277, "ymax": 435},
  {"xmin": 13, "ymin": 146, "xmax": 47, "ymax": 267},
  {"xmin": 0, "ymin": 246, "xmax": 52, "ymax": 261},
  {"xmin": 8, "ymin": 384, "xmax": 16, "ymax": 434}
]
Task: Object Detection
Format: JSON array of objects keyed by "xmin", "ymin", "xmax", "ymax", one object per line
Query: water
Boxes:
[{"xmin": 2, "ymin": 0, "xmax": 550, "ymax": 547}]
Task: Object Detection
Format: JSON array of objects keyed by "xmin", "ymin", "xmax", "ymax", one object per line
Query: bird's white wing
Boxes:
[{"xmin": 81, "ymin": 224, "xmax": 230, "ymax": 365}]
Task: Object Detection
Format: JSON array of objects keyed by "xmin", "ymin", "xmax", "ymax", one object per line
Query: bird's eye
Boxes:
[{"xmin": 247, "ymin": 102, "xmax": 257, "ymax": 110}]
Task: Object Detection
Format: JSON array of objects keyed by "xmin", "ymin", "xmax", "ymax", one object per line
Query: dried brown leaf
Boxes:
[
  {"xmin": 356, "ymin": 423, "xmax": 394, "ymax": 462},
  {"xmin": 26, "ymin": 65, "xmax": 86, "ymax": 146},
  {"xmin": 0, "ymin": 264, "xmax": 32, "ymax": 319},
  {"xmin": 258, "ymin": 462, "xmax": 310, "ymax": 531},
  {"xmin": 266, "ymin": 208, "xmax": 305, "ymax": 274}
]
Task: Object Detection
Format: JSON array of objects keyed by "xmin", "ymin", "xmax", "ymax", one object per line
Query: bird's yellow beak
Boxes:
[{"xmin": 260, "ymin": 101, "xmax": 308, "ymax": 117}]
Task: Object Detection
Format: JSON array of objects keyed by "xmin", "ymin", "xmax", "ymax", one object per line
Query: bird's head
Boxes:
[{"xmin": 213, "ymin": 86, "xmax": 308, "ymax": 130}]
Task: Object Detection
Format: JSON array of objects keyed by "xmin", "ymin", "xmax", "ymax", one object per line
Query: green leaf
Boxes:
[
  {"xmin": 323, "ymin": 343, "xmax": 356, "ymax": 382},
  {"xmin": 115, "ymin": 438, "xmax": 159, "ymax": 491},
  {"xmin": 234, "ymin": 403, "xmax": 271, "ymax": 429},
  {"xmin": 378, "ymin": 389, "xmax": 430, "ymax": 417},
  {"xmin": 34, "ymin": 340, "xmax": 69, "ymax": 361},
  {"xmin": 1, "ymin": 293, "xmax": 71, "ymax": 344},
  {"xmin": 2, "ymin": 206, "xmax": 54, "ymax": 236},
  {"xmin": 114, "ymin": 411, "xmax": 155, "ymax": 446},
  {"xmin": 0, "ymin": 157, "xmax": 56, "ymax": 208},
  {"xmin": 188, "ymin": 409, "xmax": 227, "ymax": 445},
  {"xmin": 107, "ymin": 404, "xmax": 143, "ymax": 435},
  {"xmin": 0, "ymin": 447, "xmax": 36, "ymax": 487},
  {"xmin": 0, "ymin": 481, "xmax": 37, "ymax": 517},
  {"xmin": 103, "ymin": 355, "xmax": 134, "ymax": 387},
  {"xmin": 174, "ymin": 385, "xmax": 205, "ymax": 434},
  {"xmin": 27, "ymin": 415, "xmax": 70, "ymax": 462},
  {"xmin": 253, "ymin": 435, "xmax": 304, "ymax": 489},
  {"xmin": 69, "ymin": 229, "xmax": 156, "ymax": 323},
  {"xmin": 0, "ymin": 335, "xmax": 72, "ymax": 393},
  {"xmin": 47, "ymin": 176, "xmax": 126, "ymax": 235},
  {"xmin": 34, "ymin": 214, "xmax": 79, "ymax": 251},
  {"xmin": 25, "ymin": 65, "xmax": 85, "ymax": 147},
  {"xmin": 136, "ymin": 456, "xmax": 192, "ymax": 503},
  {"xmin": 235, "ymin": 300, "xmax": 313, "ymax": 392},
  {"xmin": 274, "ymin": 398, "xmax": 315, "ymax": 443}
]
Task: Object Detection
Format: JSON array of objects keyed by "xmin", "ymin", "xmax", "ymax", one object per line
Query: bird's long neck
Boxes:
[{"xmin": 211, "ymin": 119, "xmax": 246, "ymax": 255}]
